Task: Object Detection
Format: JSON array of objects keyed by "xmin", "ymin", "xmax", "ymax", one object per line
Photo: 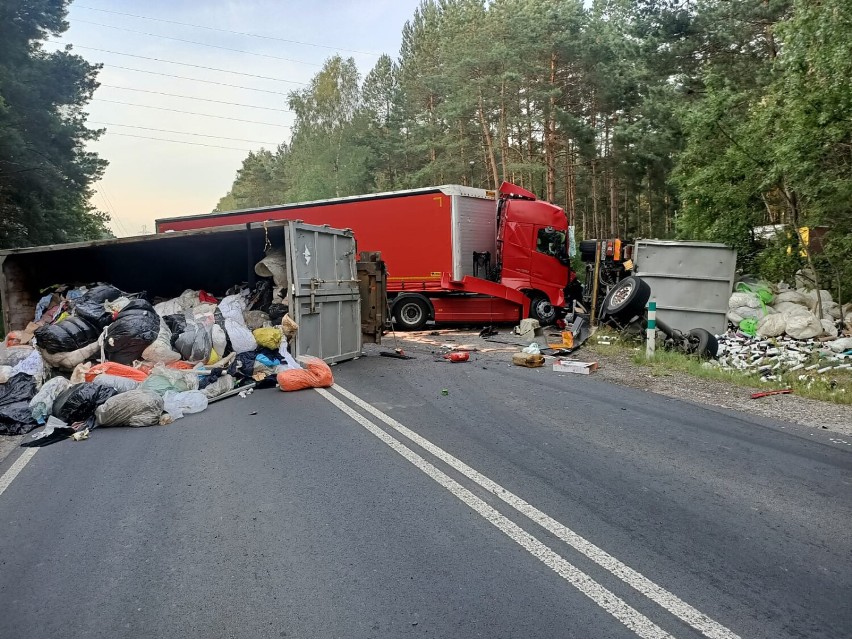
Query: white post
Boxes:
[{"xmin": 646, "ymin": 300, "xmax": 656, "ymax": 359}]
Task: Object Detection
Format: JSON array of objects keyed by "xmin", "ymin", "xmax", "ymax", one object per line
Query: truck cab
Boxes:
[{"xmin": 493, "ymin": 183, "xmax": 574, "ymax": 324}]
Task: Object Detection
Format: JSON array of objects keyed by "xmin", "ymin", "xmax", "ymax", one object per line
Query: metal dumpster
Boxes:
[
  {"xmin": 633, "ymin": 240, "xmax": 737, "ymax": 335},
  {"xmin": 0, "ymin": 220, "xmax": 384, "ymax": 363}
]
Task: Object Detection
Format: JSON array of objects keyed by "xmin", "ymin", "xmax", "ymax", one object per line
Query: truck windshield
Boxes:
[{"xmin": 536, "ymin": 228, "xmax": 568, "ymax": 263}]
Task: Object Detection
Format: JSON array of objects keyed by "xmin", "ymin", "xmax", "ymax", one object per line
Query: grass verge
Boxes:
[{"xmin": 588, "ymin": 330, "xmax": 852, "ymax": 405}]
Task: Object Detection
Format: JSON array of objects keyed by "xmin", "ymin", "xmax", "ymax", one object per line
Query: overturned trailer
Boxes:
[{"xmin": 1, "ymin": 221, "xmax": 385, "ymax": 364}]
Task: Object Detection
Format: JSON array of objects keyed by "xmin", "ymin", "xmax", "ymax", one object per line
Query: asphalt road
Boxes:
[{"xmin": 0, "ymin": 345, "xmax": 850, "ymax": 639}]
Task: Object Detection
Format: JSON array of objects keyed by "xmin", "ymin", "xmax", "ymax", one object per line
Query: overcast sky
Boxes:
[{"xmin": 51, "ymin": 1, "xmax": 422, "ymax": 236}]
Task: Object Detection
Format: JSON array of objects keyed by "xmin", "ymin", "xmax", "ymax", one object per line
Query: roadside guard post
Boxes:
[{"xmin": 646, "ymin": 300, "xmax": 656, "ymax": 359}]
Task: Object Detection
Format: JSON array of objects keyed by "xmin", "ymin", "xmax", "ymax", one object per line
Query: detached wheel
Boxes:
[
  {"xmin": 528, "ymin": 294, "xmax": 557, "ymax": 326},
  {"xmin": 602, "ymin": 276, "xmax": 651, "ymax": 321},
  {"xmin": 688, "ymin": 328, "xmax": 718, "ymax": 359},
  {"xmin": 392, "ymin": 297, "xmax": 430, "ymax": 331}
]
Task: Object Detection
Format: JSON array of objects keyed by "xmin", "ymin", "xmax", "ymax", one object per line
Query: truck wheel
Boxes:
[
  {"xmin": 688, "ymin": 328, "xmax": 718, "ymax": 359},
  {"xmin": 602, "ymin": 276, "xmax": 651, "ymax": 321},
  {"xmin": 528, "ymin": 295, "xmax": 557, "ymax": 326},
  {"xmin": 392, "ymin": 297, "xmax": 430, "ymax": 331}
]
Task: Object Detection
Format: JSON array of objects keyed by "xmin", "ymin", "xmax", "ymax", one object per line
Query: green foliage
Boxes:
[
  {"xmin": 214, "ymin": 0, "xmax": 851, "ymax": 282},
  {"xmin": 0, "ymin": 0, "xmax": 110, "ymax": 248}
]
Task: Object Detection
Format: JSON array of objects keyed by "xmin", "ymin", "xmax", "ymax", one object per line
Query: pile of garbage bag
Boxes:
[
  {"xmin": 0, "ymin": 267, "xmax": 333, "ymax": 445},
  {"xmin": 727, "ymin": 275, "xmax": 851, "ymax": 342}
]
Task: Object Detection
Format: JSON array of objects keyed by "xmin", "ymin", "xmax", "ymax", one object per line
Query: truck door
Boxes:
[
  {"xmin": 531, "ymin": 226, "xmax": 569, "ymax": 289},
  {"xmin": 285, "ymin": 221, "xmax": 363, "ymax": 363}
]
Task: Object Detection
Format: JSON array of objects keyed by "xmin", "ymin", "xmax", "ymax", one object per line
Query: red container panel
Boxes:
[{"xmin": 157, "ymin": 193, "xmax": 454, "ymax": 290}]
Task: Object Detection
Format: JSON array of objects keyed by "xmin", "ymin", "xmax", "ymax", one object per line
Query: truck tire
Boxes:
[
  {"xmin": 602, "ymin": 276, "xmax": 651, "ymax": 321},
  {"xmin": 579, "ymin": 240, "xmax": 598, "ymax": 263},
  {"xmin": 688, "ymin": 328, "xmax": 718, "ymax": 359},
  {"xmin": 392, "ymin": 297, "xmax": 430, "ymax": 331},
  {"xmin": 528, "ymin": 294, "xmax": 557, "ymax": 326}
]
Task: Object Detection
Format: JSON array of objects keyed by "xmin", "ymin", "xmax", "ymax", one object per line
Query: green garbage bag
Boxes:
[
  {"xmin": 739, "ymin": 318, "xmax": 758, "ymax": 337},
  {"xmin": 736, "ymin": 282, "xmax": 774, "ymax": 305}
]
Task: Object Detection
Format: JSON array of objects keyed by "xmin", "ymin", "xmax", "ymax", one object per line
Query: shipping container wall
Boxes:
[
  {"xmin": 451, "ymin": 195, "xmax": 497, "ymax": 281},
  {"xmin": 633, "ymin": 240, "xmax": 737, "ymax": 335},
  {"xmin": 0, "ymin": 221, "xmax": 367, "ymax": 364}
]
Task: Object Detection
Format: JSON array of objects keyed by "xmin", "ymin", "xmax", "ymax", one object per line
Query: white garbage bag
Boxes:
[
  {"xmin": 225, "ymin": 318, "xmax": 257, "ymax": 354},
  {"xmin": 828, "ymin": 337, "xmax": 852, "ymax": 353},
  {"xmin": 774, "ymin": 290, "xmax": 810, "ymax": 306},
  {"xmin": 218, "ymin": 294, "xmax": 247, "ymax": 323},
  {"xmin": 162, "ymin": 390, "xmax": 208, "ymax": 420},
  {"xmin": 728, "ymin": 292, "xmax": 762, "ymax": 310},
  {"xmin": 783, "ymin": 308, "xmax": 822, "ymax": 339},
  {"xmin": 820, "ymin": 319, "xmax": 838, "ymax": 339},
  {"xmin": 29, "ymin": 377, "xmax": 72, "ymax": 423},
  {"xmin": 756, "ymin": 314, "xmax": 787, "ymax": 338}
]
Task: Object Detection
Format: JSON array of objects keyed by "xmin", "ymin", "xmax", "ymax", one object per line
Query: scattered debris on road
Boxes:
[
  {"xmin": 751, "ymin": 389, "xmax": 793, "ymax": 399},
  {"xmin": 553, "ymin": 359, "xmax": 598, "ymax": 375}
]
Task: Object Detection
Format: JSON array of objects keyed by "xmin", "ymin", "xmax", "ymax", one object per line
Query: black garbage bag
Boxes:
[
  {"xmin": 103, "ymin": 299, "xmax": 160, "ymax": 364},
  {"xmin": 0, "ymin": 373, "xmax": 39, "ymax": 435},
  {"xmin": 174, "ymin": 321, "xmax": 212, "ymax": 362},
  {"xmin": 267, "ymin": 303, "xmax": 288, "ymax": 325},
  {"xmin": 51, "ymin": 382, "xmax": 117, "ymax": 427},
  {"xmin": 78, "ymin": 284, "xmax": 124, "ymax": 305},
  {"xmin": 163, "ymin": 314, "xmax": 187, "ymax": 345},
  {"xmin": 229, "ymin": 350, "xmax": 258, "ymax": 381},
  {"xmin": 34, "ymin": 317, "xmax": 100, "ymax": 354},
  {"xmin": 74, "ymin": 301, "xmax": 113, "ymax": 329}
]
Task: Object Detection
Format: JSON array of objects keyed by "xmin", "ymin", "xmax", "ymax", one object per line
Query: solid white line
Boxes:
[
  {"xmin": 330, "ymin": 383, "xmax": 740, "ymax": 639},
  {"xmin": 0, "ymin": 449, "xmax": 38, "ymax": 498},
  {"xmin": 315, "ymin": 387, "xmax": 674, "ymax": 639}
]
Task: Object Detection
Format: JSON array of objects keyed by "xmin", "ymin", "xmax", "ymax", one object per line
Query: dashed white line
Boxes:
[
  {"xmin": 0, "ymin": 449, "xmax": 38, "ymax": 498},
  {"xmin": 329, "ymin": 383, "xmax": 740, "ymax": 639},
  {"xmin": 315, "ymin": 387, "xmax": 674, "ymax": 639}
]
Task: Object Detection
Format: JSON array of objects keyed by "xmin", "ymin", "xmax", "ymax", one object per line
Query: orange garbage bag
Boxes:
[
  {"xmin": 276, "ymin": 356, "xmax": 334, "ymax": 392},
  {"xmin": 85, "ymin": 362, "xmax": 149, "ymax": 383}
]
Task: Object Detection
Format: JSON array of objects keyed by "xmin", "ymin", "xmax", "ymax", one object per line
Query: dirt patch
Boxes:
[{"xmin": 396, "ymin": 328, "xmax": 852, "ymax": 437}]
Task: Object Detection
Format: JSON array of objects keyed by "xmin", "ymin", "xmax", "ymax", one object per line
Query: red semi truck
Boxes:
[{"xmin": 156, "ymin": 182, "xmax": 580, "ymax": 330}]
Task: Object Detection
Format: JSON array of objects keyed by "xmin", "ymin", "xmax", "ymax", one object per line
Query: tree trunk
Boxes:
[
  {"xmin": 545, "ymin": 52, "xmax": 558, "ymax": 203},
  {"xmin": 478, "ymin": 91, "xmax": 499, "ymax": 189},
  {"xmin": 499, "ymin": 81, "xmax": 509, "ymax": 182},
  {"xmin": 591, "ymin": 159, "xmax": 600, "ymax": 238},
  {"xmin": 609, "ymin": 165, "xmax": 618, "ymax": 237}
]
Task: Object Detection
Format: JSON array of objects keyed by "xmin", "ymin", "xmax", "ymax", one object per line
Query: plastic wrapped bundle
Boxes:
[
  {"xmin": 29, "ymin": 376, "xmax": 72, "ymax": 424},
  {"xmin": 51, "ymin": 382, "xmax": 117, "ymax": 427},
  {"xmin": 34, "ymin": 317, "xmax": 100, "ymax": 354},
  {"xmin": 104, "ymin": 300, "xmax": 160, "ymax": 364},
  {"xmin": 95, "ymin": 390, "xmax": 164, "ymax": 427}
]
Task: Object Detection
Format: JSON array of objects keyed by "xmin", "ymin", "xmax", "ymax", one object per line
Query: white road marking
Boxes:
[
  {"xmin": 315, "ymin": 387, "xmax": 674, "ymax": 639},
  {"xmin": 330, "ymin": 383, "xmax": 740, "ymax": 639},
  {"xmin": 0, "ymin": 449, "xmax": 37, "ymax": 498}
]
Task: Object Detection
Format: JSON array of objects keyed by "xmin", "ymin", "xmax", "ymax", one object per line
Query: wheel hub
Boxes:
[{"xmin": 611, "ymin": 282, "xmax": 634, "ymax": 306}]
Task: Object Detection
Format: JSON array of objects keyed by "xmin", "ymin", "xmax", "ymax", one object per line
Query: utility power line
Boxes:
[
  {"xmin": 75, "ymin": 5, "xmax": 382, "ymax": 56},
  {"xmin": 89, "ymin": 121, "xmax": 280, "ymax": 145},
  {"xmin": 102, "ymin": 65, "xmax": 291, "ymax": 95},
  {"xmin": 104, "ymin": 132, "xmax": 257, "ymax": 151},
  {"xmin": 48, "ymin": 42, "xmax": 306, "ymax": 84},
  {"xmin": 74, "ymin": 19, "xmax": 322, "ymax": 66},
  {"xmin": 99, "ymin": 84, "xmax": 292, "ymax": 112},
  {"xmin": 94, "ymin": 99, "xmax": 292, "ymax": 127}
]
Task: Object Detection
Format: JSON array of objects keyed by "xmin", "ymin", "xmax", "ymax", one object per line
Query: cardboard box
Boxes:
[{"xmin": 552, "ymin": 359, "xmax": 598, "ymax": 375}]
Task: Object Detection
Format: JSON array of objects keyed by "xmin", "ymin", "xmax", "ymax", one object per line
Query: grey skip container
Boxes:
[
  {"xmin": 0, "ymin": 220, "xmax": 367, "ymax": 364},
  {"xmin": 633, "ymin": 240, "xmax": 737, "ymax": 335}
]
